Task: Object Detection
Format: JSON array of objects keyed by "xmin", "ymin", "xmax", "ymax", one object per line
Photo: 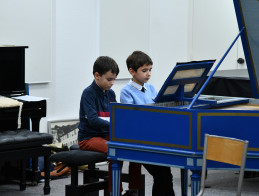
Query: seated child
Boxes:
[
  {"xmin": 78, "ymin": 56, "xmax": 119, "ymax": 194},
  {"xmin": 77, "ymin": 56, "xmax": 140, "ymax": 195},
  {"xmin": 120, "ymin": 51, "xmax": 175, "ymax": 196}
]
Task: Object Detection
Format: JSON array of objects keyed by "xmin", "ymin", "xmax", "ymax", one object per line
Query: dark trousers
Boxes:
[{"xmin": 143, "ymin": 164, "xmax": 175, "ymax": 196}]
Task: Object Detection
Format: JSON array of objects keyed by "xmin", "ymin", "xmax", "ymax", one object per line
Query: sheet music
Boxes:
[
  {"xmin": 12, "ymin": 95, "xmax": 48, "ymax": 102},
  {"xmin": 99, "ymin": 117, "xmax": 110, "ymax": 122}
]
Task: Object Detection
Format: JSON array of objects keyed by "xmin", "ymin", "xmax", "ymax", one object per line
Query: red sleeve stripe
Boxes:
[{"xmin": 97, "ymin": 111, "xmax": 110, "ymax": 117}]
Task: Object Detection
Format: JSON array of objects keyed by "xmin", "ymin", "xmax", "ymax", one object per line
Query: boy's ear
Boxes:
[
  {"xmin": 128, "ymin": 68, "xmax": 135, "ymax": 76},
  {"xmin": 94, "ymin": 72, "xmax": 100, "ymax": 79}
]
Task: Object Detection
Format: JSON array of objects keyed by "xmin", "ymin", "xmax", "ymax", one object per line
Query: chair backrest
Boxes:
[{"xmin": 197, "ymin": 134, "xmax": 249, "ymax": 196}]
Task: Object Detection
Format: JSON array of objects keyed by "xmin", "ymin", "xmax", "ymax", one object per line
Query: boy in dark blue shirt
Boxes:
[
  {"xmin": 78, "ymin": 56, "xmax": 118, "ymax": 144},
  {"xmin": 78, "ymin": 56, "xmax": 119, "ymax": 193}
]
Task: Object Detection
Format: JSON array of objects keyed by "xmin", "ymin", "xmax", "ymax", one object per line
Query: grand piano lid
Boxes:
[
  {"xmin": 233, "ymin": 0, "xmax": 259, "ymax": 98},
  {"xmin": 154, "ymin": 60, "xmax": 215, "ymax": 103}
]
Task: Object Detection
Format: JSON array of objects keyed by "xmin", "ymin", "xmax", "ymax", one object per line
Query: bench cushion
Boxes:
[
  {"xmin": 50, "ymin": 150, "xmax": 107, "ymax": 166},
  {"xmin": 0, "ymin": 129, "xmax": 53, "ymax": 151}
]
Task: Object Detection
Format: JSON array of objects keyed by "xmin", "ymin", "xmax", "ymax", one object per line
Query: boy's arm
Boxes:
[
  {"xmin": 120, "ymin": 89, "xmax": 134, "ymax": 104},
  {"xmin": 82, "ymin": 92, "xmax": 110, "ymax": 130}
]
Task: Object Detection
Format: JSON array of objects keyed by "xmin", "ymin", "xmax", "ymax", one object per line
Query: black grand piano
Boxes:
[
  {"xmin": 0, "ymin": 46, "xmax": 46, "ymax": 132},
  {"xmin": 0, "ymin": 46, "xmax": 49, "ymax": 189},
  {"xmin": 108, "ymin": 1, "xmax": 259, "ymax": 196}
]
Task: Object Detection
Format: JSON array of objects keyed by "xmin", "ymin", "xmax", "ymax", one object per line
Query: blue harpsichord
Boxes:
[{"xmin": 108, "ymin": 1, "xmax": 259, "ymax": 195}]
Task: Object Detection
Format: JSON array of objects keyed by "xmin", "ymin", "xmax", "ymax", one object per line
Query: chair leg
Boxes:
[{"xmin": 20, "ymin": 160, "xmax": 26, "ymax": 191}]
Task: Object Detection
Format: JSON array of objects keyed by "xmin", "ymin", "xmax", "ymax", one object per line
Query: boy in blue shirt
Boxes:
[
  {"xmin": 78, "ymin": 56, "xmax": 119, "ymax": 194},
  {"xmin": 120, "ymin": 51, "xmax": 175, "ymax": 196}
]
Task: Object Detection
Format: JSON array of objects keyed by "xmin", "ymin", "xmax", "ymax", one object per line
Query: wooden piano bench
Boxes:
[
  {"xmin": 50, "ymin": 145, "xmax": 145, "ymax": 196},
  {"xmin": 0, "ymin": 129, "xmax": 53, "ymax": 195}
]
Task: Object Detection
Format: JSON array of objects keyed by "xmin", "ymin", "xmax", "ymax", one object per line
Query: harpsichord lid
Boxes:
[
  {"xmin": 154, "ymin": 60, "xmax": 215, "ymax": 103},
  {"xmin": 233, "ymin": 0, "xmax": 259, "ymax": 98}
]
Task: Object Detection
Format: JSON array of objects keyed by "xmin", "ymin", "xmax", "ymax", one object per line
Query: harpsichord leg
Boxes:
[
  {"xmin": 111, "ymin": 160, "xmax": 121, "ymax": 196},
  {"xmin": 190, "ymin": 169, "xmax": 201, "ymax": 196}
]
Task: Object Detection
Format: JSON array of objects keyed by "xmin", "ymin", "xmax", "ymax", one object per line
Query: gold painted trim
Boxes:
[
  {"xmin": 111, "ymin": 105, "xmax": 192, "ymax": 150},
  {"xmin": 197, "ymin": 112, "xmax": 259, "ymax": 151}
]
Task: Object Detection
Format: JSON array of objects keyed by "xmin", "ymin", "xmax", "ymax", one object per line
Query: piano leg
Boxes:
[
  {"xmin": 29, "ymin": 117, "xmax": 41, "ymax": 182},
  {"xmin": 30, "ymin": 117, "xmax": 41, "ymax": 132},
  {"xmin": 181, "ymin": 169, "xmax": 188, "ymax": 196},
  {"xmin": 190, "ymin": 169, "xmax": 201, "ymax": 196},
  {"xmin": 112, "ymin": 160, "xmax": 121, "ymax": 196}
]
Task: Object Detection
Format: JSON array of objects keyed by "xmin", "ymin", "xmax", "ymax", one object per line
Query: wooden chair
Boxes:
[{"xmin": 197, "ymin": 134, "xmax": 249, "ymax": 196}]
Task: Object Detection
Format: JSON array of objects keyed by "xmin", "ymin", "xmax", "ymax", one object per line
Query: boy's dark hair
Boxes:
[
  {"xmin": 93, "ymin": 56, "xmax": 119, "ymax": 76},
  {"xmin": 126, "ymin": 51, "xmax": 153, "ymax": 71}
]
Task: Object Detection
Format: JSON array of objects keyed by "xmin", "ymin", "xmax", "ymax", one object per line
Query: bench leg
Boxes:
[
  {"xmin": 67, "ymin": 164, "xmax": 107, "ymax": 196},
  {"xmin": 20, "ymin": 160, "xmax": 26, "ymax": 191},
  {"xmin": 84, "ymin": 164, "xmax": 99, "ymax": 196},
  {"xmin": 66, "ymin": 166, "xmax": 80, "ymax": 196},
  {"xmin": 44, "ymin": 155, "xmax": 51, "ymax": 195},
  {"xmin": 71, "ymin": 165, "xmax": 78, "ymax": 186},
  {"xmin": 83, "ymin": 168, "xmax": 110, "ymax": 196},
  {"xmin": 30, "ymin": 157, "xmax": 41, "ymax": 184}
]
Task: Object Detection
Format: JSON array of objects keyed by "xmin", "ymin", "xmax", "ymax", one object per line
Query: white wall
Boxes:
[
  {"xmin": 191, "ymin": 0, "xmax": 246, "ymax": 70},
  {"xmin": 2, "ymin": 0, "xmax": 242, "ymax": 132},
  {"xmin": 0, "ymin": 0, "xmax": 52, "ymax": 83},
  {"xmin": 26, "ymin": 0, "xmax": 190, "ymax": 133},
  {"xmin": 99, "ymin": 0, "xmax": 150, "ymax": 78},
  {"xmin": 149, "ymin": 0, "xmax": 190, "ymax": 90},
  {"xmin": 30, "ymin": 0, "xmax": 101, "ymax": 131}
]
